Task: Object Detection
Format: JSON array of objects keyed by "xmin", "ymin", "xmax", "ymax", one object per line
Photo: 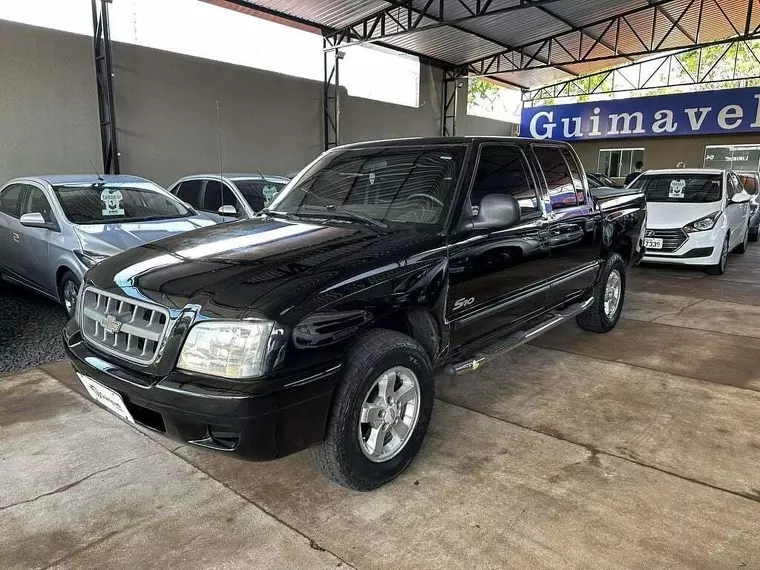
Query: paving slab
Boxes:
[
  {"xmin": 0, "ymin": 369, "xmax": 350, "ymax": 570},
  {"xmin": 535, "ymin": 319, "xmax": 760, "ymax": 392},
  {"xmin": 175, "ymin": 401, "xmax": 760, "ymax": 570},
  {"xmin": 624, "ymin": 292, "xmax": 760, "ymax": 338},
  {"xmin": 437, "ymin": 344, "xmax": 760, "ymax": 499},
  {"xmin": 623, "ymin": 291, "xmax": 702, "ymax": 322},
  {"xmin": 628, "ymin": 269, "xmax": 760, "ymax": 306}
]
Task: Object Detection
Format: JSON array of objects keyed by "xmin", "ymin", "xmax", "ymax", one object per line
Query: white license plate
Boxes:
[
  {"xmin": 644, "ymin": 237, "xmax": 663, "ymax": 249},
  {"xmin": 78, "ymin": 373, "xmax": 134, "ymax": 424}
]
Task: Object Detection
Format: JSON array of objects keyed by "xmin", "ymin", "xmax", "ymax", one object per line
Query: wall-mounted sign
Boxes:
[{"xmin": 520, "ymin": 87, "xmax": 760, "ymax": 141}]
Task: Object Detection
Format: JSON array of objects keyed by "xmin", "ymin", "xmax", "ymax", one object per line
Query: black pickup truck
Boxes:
[{"xmin": 64, "ymin": 137, "xmax": 646, "ymax": 490}]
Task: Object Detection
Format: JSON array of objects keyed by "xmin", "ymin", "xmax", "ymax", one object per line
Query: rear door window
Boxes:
[
  {"xmin": 0, "ymin": 184, "xmax": 26, "ymax": 218},
  {"xmin": 532, "ymin": 145, "xmax": 580, "ymax": 210}
]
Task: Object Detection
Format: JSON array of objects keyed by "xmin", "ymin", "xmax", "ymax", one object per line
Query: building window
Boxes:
[
  {"xmin": 704, "ymin": 145, "xmax": 760, "ymax": 171},
  {"xmin": 597, "ymin": 148, "xmax": 645, "ymax": 178}
]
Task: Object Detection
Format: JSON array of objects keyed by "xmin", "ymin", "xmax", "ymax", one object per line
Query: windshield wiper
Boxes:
[
  {"xmin": 259, "ymin": 209, "xmax": 302, "ymax": 221},
  {"xmin": 323, "ymin": 204, "xmax": 387, "ymax": 229}
]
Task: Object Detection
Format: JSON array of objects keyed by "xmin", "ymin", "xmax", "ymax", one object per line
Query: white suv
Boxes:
[{"xmin": 630, "ymin": 169, "xmax": 751, "ymax": 275}]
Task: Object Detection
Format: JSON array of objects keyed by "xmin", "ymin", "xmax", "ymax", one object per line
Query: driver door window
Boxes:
[
  {"xmin": 22, "ymin": 187, "xmax": 55, "ymax": 223},
  {"xmin": 467, "ymin": 144, "xmax": 540, "ymax": 222},
  {"xmin": 202, "ymin": 180, "xmax": 242, "ymax": 217}
]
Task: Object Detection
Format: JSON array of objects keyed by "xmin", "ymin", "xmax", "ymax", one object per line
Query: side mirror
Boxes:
[
  {"xmin": 731, "ymin": 192, "xmax": 751, "ymax": 204},
  {"xmin": 468, "ymin": 194, "xmax": 521, "ymax": 231},
  {"xmin": 218, "ymin": 205, "xmax": 237, "ymax": 216},
  {"xmin": 20, "ymin": 212, "xmax": 52, "ymax": 229}
]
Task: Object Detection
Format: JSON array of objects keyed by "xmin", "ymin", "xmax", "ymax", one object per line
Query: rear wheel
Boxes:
[
  {"xmin": 706, "ymin": 234, "xmax": 729, "ymax": 275},
  {"xmin": 310, "ymin": 329, "xmax": 434, "ymax": 491},
  {"xmin": 58, "ymin": 271, "xmax": 80, "ymax": 317},
  {"xmin": 750, "ymin": 227, "xmax": 759, "ymax": 242},
  {"xmin": 576, "ymin": 254, "xmax": 626, "ymax": 334}
]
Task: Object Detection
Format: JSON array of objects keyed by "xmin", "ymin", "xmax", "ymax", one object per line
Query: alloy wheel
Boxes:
[
  {"xmin": 720, "ymin": 236, "xmax": 729, "ymax": 272},
  {"xmin": 603, "ymin": 269, "xmax": 622, "ymax": 319},
  {"xmin": 358, "ymin": 366, "xmax": 421, "ymax": 463},
  {"xmin": 63, "ymin": 280, "xmax": 79, "ymax": 316}
]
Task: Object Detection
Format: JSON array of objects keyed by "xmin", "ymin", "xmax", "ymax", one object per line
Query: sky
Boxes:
[{"xmin": 0, "ymin": 0, "xmax": 421, "ymax": 107}]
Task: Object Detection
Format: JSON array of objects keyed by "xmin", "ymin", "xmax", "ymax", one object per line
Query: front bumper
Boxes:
[
  {"xmin": 642, "ymin": 229, "xmax": 721, "ymax": 266},
  {"xmin": 64, "ymin": 321, "xmax": 340, "ymax": 460}
]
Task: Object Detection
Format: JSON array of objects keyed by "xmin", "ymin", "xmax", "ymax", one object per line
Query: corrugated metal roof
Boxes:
[
  {"xmin": 462, "ymin": 9, "xmax": 571, "ymax": 48},
  {"xmin": 242, "ymin": 0, "xmax": 388, "ymax": 29},
  {"xmin": 223, "ymin": 0, "xmax": 755, "ymax": 90}
]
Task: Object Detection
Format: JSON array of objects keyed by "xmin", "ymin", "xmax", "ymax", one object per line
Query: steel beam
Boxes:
[
  {"xmin": 441, "ymin": 67, "xmax": 467, "ymax": 136},
  {"xmin": 464, "ymin": 0, "xmax": 756, "ymax": 75},
  {"xmin": 327, "ymin": 0, "xmax": 567, "ymax": 48},
  {"xmin": 323, "ymin": 35, "xmax": 341, "ymax": 150},
  {"xmin": 91, "ymin": 0, "xmax": 120, "ymax": 174},
  {"xmin": 522, "ymin": 39, "xmax": 760, "ymax": 104},
  {"xmin": 325, "ymin": 0, "xmax": 579, "ymax": 77}
]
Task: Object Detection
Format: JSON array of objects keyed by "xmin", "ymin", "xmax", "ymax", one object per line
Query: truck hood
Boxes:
[
  {"xmin": 645, "ymin": 201, "xmax": 723, "ymax": 229},
  {"xmin": 74, "ymin": 216, "xmax": 216, "ymax": 256},
  {"xmin": 85, "ymin": 218, "xmax": 445, "ymax": 322}
]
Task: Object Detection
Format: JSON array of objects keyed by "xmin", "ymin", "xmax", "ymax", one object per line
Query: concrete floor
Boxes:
[{"xmin": 3, "ymin": 247, "xmax": 760, "ymax": 569}]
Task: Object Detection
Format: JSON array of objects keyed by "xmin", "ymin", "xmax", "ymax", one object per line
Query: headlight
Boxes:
[
  {"xmin": 74, "ymin": 250, "xmax": 109, "ymax": 268},
  {"xmin": 684, "ymin": 212, "xmax": 720, "ymax": 233},
  {"xmin": 177, "ymin": 320, "xmax": 274, "ymax": 379}
]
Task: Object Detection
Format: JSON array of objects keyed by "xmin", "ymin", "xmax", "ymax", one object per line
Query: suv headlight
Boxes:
[
  {"xmin": 684, "ymin": 212, "xmax": 720, "ymax": 233},
  {"xmin": 177, "ymin": 320, "xmax": 275, "ymax": 379}
]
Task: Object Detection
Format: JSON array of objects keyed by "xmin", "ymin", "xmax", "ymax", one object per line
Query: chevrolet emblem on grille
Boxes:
[{"xmin": 101, "ymin": 314, "xmax": 123, "ymax": 334}]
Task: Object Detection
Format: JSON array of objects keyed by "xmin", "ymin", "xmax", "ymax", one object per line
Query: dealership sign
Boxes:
[{"xmin": 520, "ymin": 87, "xmax": 760, "ymax": 141}]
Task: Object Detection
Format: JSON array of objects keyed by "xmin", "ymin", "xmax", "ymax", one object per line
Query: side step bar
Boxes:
[{"xmin": 444, "ymin": 297, "xmax": 594, "ymax": 376}]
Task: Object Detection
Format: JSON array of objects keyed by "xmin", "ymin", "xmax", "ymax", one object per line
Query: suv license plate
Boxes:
[
  {"xmin": 644, "ymin": 238, "xmax": 663, "ymax": 249},
  {"xmin": 77, "ymin": 373, "xmax": 135, "ymax": 424}
]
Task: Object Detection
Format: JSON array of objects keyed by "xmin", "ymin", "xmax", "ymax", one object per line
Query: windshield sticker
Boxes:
[
  {"xmin": 101, "ymin": 188, "xmax": 124, "ymax": 216},
  {"xmin": 669, "ymin": 179, "xmax": 686, "ymax": 199},
  {"xmin": 262, "ymin": 184, "xmax": 279, "ymax": 206},
  {"xmin": 369, "ymin": 171, "xmax": 376, "ymax": 185}
]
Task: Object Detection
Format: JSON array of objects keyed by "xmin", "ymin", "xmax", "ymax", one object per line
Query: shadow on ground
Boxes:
[{"xmin": 0, "ymin": 280, "xmax": 67, "ymax": 373}]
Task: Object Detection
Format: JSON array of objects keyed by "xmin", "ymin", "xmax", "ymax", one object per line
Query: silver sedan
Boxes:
[{"xmin": 0, "ymin": 174, "xmax": 215, "ymax": 315}]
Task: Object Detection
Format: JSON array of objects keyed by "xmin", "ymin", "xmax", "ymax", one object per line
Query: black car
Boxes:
[{"xmin": 65, "ymin": 137, "xmax": 646, "ymax": 490}]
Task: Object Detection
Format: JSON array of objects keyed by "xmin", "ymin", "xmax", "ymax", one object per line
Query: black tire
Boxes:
[
  {"xmin": 576, "ymin": 254, "xmax": 626, "ymax": 334},
  {"xmin": 706, "ymin": 234, "xmax": 729, "ymax": 275},
  {"xmin": 310, "ymin": 329, "xmax": 434, "ymax": 491},
  {"xmin": 750, "ymin": 227, "xmax": 759, "ymax": 242},
  {"xmin": 58, "ymin": 271, "xmax": 80, "ymax": 317},
  {"xmin": 735, "ymin": 226, "xmax": 749, "ymax": 254}
]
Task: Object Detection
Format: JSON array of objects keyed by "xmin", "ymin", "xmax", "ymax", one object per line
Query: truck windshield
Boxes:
[
  {"xmin": 269, "ymin": 145, "xmax": 467, "ymax": 229},
  {"xmin": 629, "ymin": 174, "xmax": 723, "ymax": 203},
  {"xmin": 54, "ymin": 182, "xmax": 191, "ymax": 224}
]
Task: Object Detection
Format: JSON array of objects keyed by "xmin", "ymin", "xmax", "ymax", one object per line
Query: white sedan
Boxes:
[{"xmin": 629, "ymin": 168, "xmax": 751, "ymax": 275}]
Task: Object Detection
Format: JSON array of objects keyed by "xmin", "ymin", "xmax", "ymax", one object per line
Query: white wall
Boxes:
[{"xmin": 0, "ymin": 20, "xmax": 515, "ymax": 187}]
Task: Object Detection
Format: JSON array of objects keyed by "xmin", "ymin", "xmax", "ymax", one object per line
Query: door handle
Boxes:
[{"xmin": 12, "ymin": 232, "xmax": 20, "ymax": 242}]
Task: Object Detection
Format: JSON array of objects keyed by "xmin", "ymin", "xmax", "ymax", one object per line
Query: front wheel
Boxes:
[
  {"xmin": 706, "ymin": 234, "xmax": 729, "ymax": 275},
  {"xmin": 734, "ymin": 225, "xmax": 749, "ymax": 254},
  {"xmin": 576, "ymin": 254, "xmax": 626, "ymax": 333},
  {"xmin": 58, "ymin": 271, "xmax": 81, "ymax": 317},
  {"xmin": 310, "ymin": 329, "xmax": 434, "ymax": 491}
]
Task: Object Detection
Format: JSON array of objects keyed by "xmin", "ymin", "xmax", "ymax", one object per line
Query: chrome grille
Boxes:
[
  {"xmin": 80, "ymin": 287, "xmax": 169, "ymax": 365},
  {"xmin": 648, "ymin": 228, "xmax": 688, "ymax": 253}
]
